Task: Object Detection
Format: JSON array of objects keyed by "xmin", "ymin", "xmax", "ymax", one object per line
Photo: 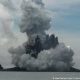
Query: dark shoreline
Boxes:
[{"xmin": 0, "ymin": 67, "xmax": 80, "ymax": 72}]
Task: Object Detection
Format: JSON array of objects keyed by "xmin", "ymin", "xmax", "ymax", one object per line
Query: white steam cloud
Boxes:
[
  {"xmin": 0, "ymin": 1, "xmax": 27, "ymax": 68},
  {"xmin": 0, "ymin": 4, "xmax": 16, "ymax": 45},
  {"xmin": 9, "ymin": 43, "xmax": 74, "ymax": 71}
]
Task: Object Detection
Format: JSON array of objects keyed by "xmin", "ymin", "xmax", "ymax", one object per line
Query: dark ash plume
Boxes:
[{"xmin": 9, "ymin": 0, "xmax": 74, "ymax": 71}]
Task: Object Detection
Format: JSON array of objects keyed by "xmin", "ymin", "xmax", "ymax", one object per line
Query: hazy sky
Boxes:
[{"xmin": 0, "ymin": 0, "xmax": 80, "ymax": 69}]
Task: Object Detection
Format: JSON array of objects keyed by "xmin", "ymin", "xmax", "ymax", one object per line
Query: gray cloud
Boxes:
[{"xmin": 19, "ymin": 0, "xmax": 51, "ymax": 43}]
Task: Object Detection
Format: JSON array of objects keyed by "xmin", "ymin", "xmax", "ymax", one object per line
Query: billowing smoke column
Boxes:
[
  {"xmin": 9, "ymin": 0, "xmax": 74, "ymax": 71},
  {"xmin": 20, "ymin": 0, "xmax": 51, "ymax": 42}
]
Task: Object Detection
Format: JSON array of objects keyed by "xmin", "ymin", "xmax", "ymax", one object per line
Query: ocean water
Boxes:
[{"xmin": 0, "ymin": 72, "xmax": 80, "ymax": 80}]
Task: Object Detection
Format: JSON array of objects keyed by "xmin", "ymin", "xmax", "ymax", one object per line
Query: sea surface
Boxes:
[{"xmin": 0, "ymin": 72, "xmax": 80, "ymax": 80}]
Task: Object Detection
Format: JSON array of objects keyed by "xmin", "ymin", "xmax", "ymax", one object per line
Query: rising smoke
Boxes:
[
  {"xmin": 20, "ymin": 0, "xmax": 52, "ymax": 42},
  {"xmin": 9, "ymin": 0, "xmax": 74, "ymax": 71}
]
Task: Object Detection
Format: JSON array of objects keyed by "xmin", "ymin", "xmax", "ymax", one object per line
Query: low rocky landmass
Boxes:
[{"xmin": 0, "ymin": 65, "xmax": 80, "ymax": 72}]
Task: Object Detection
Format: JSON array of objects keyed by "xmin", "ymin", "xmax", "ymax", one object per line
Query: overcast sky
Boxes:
[{"xmin": 0, "ymin": 0, "xmax": 80, "ymax": 69}]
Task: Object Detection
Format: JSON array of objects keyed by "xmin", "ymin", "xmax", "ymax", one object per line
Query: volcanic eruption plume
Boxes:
[{"xmin": 9, "ymin": 0, "xmax": 74, "ymax": 71}]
